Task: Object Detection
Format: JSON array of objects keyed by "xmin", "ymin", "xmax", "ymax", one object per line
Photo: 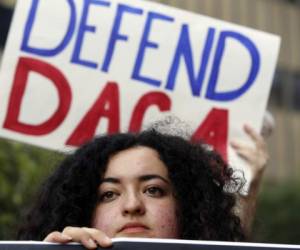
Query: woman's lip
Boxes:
[
  {"xmin": 121, "ymin": 226, "xmax": 148, "ymax": 233},
  {"xmin": 119, "ymin": 223, "xmax": 149, "ymax": 233}
]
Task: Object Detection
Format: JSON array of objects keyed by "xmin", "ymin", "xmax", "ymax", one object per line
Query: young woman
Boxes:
[{"xmin": 18, "ymin": 129, "xmax": 245, "ymax": 248}]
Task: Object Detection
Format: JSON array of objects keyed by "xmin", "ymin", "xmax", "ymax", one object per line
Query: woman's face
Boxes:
[{"xmin": 92, "ymin": 146, "xmax": 179, "ymax": 239}]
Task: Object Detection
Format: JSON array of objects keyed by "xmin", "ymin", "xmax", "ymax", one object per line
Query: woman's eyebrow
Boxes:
[
  {"xmin": 139, "ymin": 174, "xmax": 170, "ymax": 184},
  {"xmin": 100, "ymin": 175, "xmax": 170, "ymax": 184},
  {"xmin": 100, "ymin": 177, "xmax": 120, "ymax": 184}
]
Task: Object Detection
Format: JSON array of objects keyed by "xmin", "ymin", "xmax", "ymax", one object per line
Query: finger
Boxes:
[
  {"xmin": 234, "ymin": 147, "xmax": 255, "ymax": 163},
  {"xmin": 244, "ymin": 124, "xmax": 267, "ymax": 153},
  {"xmin": 230, "ymin": 140, "xmax": 249, "ymax": 150},
  {"xmin": 82, "ymin": 227, "xmax": 112, "ymax": 247},
  {"xmin": 81, "ymin": 237, "xmax": 98, "ymax": 249},
  {"xmin": 244, "ymin": 124, "xmax": 263, "ymax": 144},
  {"xmin": 62, "ymin": 227, "xmax": 97, "ymax": 249},
  {"xmin": 44, "ymin": 231, "xmax": 72, "ymax": 243},
  {"xmin": 235, "ymin": 147, "xmax": 268, "ymax": 174}
]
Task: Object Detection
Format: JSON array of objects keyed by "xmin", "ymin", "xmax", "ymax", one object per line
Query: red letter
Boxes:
[
  {"xmin": 3, "ymin": 57, "xmax": 71, "ymax": 135},
  {"xmin": 191, "ymin": 108, "xmax": 228, "ymax": 161},
  {"xmin": 66, "ymin": 82, "xmax": 120, "ymax": 146},
  {"xmin": 129, "ymin": 92, "xmax": 171, "ymax": 133}
]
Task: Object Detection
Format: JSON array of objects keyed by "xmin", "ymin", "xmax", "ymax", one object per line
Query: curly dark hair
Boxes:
[{"xmin": 17, "ymin": 129, "xmax": 245, "ymax": 241}]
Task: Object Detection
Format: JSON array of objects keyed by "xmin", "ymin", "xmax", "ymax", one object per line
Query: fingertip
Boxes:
[
  {"xmin": 230, "ymin": 140, "xmax": 239, "ymax": 148},
  {"xmin": 244, "ymin": 124, "xmax": 252, "ymax": 133},
  {"xmin": 244, "ymin": 124, "xmax": 263, "ymax": 143},
  {"xmin": 44, "ymin": 231, "xmax": 66, "ymax": 243}
]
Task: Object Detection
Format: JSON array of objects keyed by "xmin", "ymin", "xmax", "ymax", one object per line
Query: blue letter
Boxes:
[
  {"xmin": 21, "ymin": 0, "xmax": 76, "ymax": 57},
  {"xmin": 102, "ymin": 4, "xmax": 143, "ymax": 72},
  {"xmin": 166, "ymin": 25, "xmax": 215, "ymax": 96},
  {"xmin": 205, "ymin": 31, "xmax": 260, "ymax": 101},
  {"xmin": 132, "ymin": 11, "xmax": 174, "ymax": 87},
  {"xmin": 71, "ymin": 0, "xmax": 110, "ymax": 68}
]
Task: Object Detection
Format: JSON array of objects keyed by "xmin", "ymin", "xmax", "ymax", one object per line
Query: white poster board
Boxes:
[{"xmin": 0, "ymin": 0, "xmax": 280, "ymax": 182}]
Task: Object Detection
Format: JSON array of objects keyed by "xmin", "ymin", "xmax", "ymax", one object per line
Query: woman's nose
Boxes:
[{"xmin": 122, "ymin": 192, "xmax": 145, "ymax": 216}]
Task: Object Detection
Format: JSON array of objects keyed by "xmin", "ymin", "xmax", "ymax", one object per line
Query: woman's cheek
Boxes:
[
  {"xmin": 151, "ymin": 203, "xmax": 180, "ymax": 238},
  {"xmin": 91, "ymin": 205, "xmax": 119, "ymax": 237}
]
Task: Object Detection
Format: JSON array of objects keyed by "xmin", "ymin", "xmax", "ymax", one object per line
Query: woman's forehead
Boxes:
[{"xmin": 103, "ymin": 146, "xmax": 169, "ymax": 179}]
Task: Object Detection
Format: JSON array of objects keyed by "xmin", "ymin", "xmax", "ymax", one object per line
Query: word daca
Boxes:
[
  {"xmin": 22, "ymin": 0, "xmax": 260, "ymax": 101},
  {"xmin": 3, "ymin": 57, "xmax": 229, "ymax": 160}
]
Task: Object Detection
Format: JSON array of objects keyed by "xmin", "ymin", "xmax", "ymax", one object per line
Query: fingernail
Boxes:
[{"xmin": 88, "ymin": 239, "xmax": 97, "ymax": 248}]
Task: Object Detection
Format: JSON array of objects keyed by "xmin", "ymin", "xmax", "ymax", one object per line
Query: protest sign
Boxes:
[
  {"xmin": 0, "ymin": 0, "xmax": 280, "ymax": 179},
  {"xmin": 0, "ymin": 239, "xmax": 300, "ymax": 250}
]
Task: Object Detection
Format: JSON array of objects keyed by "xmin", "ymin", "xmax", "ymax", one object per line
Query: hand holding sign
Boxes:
[
  {"xmin": 44, "ymin": 227, "xmax": 112, "ymax": 249},
  {"xmin": 231, "ymin": 123, "xmax": 270, "ymax": 236},
  {"xmin": 231, "ymin": 124, "xmax": 269, "ymax": 180}
]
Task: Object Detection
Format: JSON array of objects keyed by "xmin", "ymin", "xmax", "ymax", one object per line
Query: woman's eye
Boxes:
[
  {"xmin": 99, "ymin": 191, "xmax": 118, "ymax": 202},
  {"xmin": 145, "ymin": 186, "xmax": 165, "ymax": 197}
]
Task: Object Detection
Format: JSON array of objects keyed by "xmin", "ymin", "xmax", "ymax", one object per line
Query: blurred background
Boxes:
[{"xmin": 0, "ymin": 0, "xmax": 299, "ymax": 244}]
